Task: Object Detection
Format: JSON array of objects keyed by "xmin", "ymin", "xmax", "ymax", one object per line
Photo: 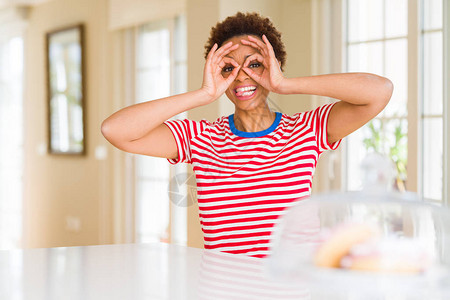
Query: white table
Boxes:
[
  {"xmin": 0, "ymin": 243, "xmax": 310, "ymax": 300},
  {"xmin": 0, "ymin": 242, "xmax": 448, "ymax": 299}
]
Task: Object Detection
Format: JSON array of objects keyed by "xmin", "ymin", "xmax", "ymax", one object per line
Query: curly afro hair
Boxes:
[{"xmin": 204, "ymin": 12, "xmax": 287, "ymax": 71}]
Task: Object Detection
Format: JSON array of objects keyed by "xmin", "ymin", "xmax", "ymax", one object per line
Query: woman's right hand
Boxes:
[{"xmin": 200, "ymin": 42, "xmax": 241, "ymax": 103}]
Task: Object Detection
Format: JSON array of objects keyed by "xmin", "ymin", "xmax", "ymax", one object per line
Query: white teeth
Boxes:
[
  {"xmin": 236, "ymin": 86, "xmax": 256, "ymax": 93},
  {"xmin": 241, "ymin": 90, "xmax": 255, "ymax": 96}
]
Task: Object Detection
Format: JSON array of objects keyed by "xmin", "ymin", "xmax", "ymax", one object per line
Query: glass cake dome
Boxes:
[{"xmin": 266, "ymin": 154, "xmax": 450, "ymax": 299}]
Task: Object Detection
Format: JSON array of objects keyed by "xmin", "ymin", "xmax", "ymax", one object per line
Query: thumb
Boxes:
[
  {"xmin": 242, "ymin": 67, "xmax": 261, "ymax": 83},
  {"xmin": 225, "ymin": 65, "xmax": 241, "ymax": 86}
]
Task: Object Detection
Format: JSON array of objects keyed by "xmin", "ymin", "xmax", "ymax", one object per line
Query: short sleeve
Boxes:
[
  {"xmin": 305, "ymin": 103, "xmax": 342, "ymax": 152},
  {"xmin": 163, "ymin": 118, "xmax": 206, "ymax": 164}
]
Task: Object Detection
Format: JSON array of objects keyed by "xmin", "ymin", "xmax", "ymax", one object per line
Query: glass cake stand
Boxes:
[{"xmin": 265, "ymin": 190, "xmax": 450, "ymax": 299}]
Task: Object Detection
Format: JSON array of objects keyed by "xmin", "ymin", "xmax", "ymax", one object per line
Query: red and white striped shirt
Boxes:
[{"xmin": 164, "ymin": 103, "xmax": 341, "ymax": 258}]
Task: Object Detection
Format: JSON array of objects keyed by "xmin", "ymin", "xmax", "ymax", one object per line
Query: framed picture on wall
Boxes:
[{"xmin": 46, "ymin": 24, "xmax": 86, "ymax": 155}]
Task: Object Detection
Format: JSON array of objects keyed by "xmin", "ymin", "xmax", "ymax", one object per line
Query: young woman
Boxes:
[{"xmin": 101, "ymin": 12, "xmax": 393, "ymax": 258}]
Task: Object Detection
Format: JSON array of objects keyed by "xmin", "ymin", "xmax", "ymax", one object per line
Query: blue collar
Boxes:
[{"xmin": 228, "ymin": 112, "xmax": 282, "ymax": 138}]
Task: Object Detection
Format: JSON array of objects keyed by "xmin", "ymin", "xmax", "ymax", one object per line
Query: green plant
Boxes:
[{"xmin": 362, "ymin": 119, "xmax": 407, "ymax": 190}]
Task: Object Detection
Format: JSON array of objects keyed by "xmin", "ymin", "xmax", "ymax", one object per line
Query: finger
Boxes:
[
  {"xmin": 247, "ymin": 35, "xmax": 269, "ymax": 56},
  {"xmin": 227, "ymin": 56, "xmax": 240, "ymax": 64},
  {"xmin": 247, "ymin": 36, "xmax": 279, "ymax": 70},
  {"xmin": 206, "ymin": 43, "xmax": 218, "ymax": 61},
  {"xmin": 262, "ymin": 34, "xmax": 277, "ymax": 61},
  {"xmin": 209, "ymin": 41, "xmax": 232, "ymax": 65},
  {"xmin": 205, "ymin": 43, "xmax": 219, "ymax": 74},
  {"xmin": 243, "ymin": 41, "xmax": 266, "ymax": 58},
  {"xmin": 212, "ymin": 43, "xmax": 239, "ymax": 66},
  {"xmin": 240, "ymin": 39, "xmax": 264, "ymax": 54},
  {"xmin": 221, "ymin": 57, "xmax": 240, "ymax": 67},
  {"xmin": 219, "ymin": 43, "xmax": 239, "ymax": 58},
  {"xmin": 217, "ymin": 57, "xmax": 239, "ymax": 73},
  {"xmin": 225, "ymin": 64, "xmax": 241, "ymax": 85},
  {"xmin": 213, "ymin": 48, "xmax": 238, "ymax": 69},
  {"xmin": 241, "ymin": 66, "xmax": 261, "ymax": 83},
  {"xmin": 212, "ymin": 41, "xmax": 235, "ymax": 59},
  {"xmin": 247, "ymin": 35, "xmax": 266, "ymax": 48},
  {"xmin": 243, "ymin": 53, "xmax": 268, "ymax": 69}
]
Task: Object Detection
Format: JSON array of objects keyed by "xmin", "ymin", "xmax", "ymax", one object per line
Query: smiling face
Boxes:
[{"xmin": 221, "ymin": 35, "xmax": 270, "ymax": 112}]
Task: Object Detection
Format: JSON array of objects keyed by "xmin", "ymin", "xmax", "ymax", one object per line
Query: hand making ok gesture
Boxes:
[
  {"xmin": 201, "ymin": 41, "xmax": 241, "ymax": 102},
  {"xmin": 240, "ymin": 35, "xmax": 287, "ymax": 94}
]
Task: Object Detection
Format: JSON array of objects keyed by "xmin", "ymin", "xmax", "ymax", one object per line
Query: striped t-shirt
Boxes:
[{"xmin": 164, "ymin": 103, "xmax": 341, "ymax": 258}]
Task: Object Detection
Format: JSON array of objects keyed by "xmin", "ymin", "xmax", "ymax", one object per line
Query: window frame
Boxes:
[
  {"xmin": 343, "ymin": 0, "xmax": 409, "ymax": 192},
  {"xmin": 419, "ymin": 0, "xmax": 444, "ymax": 203},
  {"xmin": 444, "ymin": 0, "xmax": 450, "ymax": 206},
  {"xmin": 125, "ymin": 15, "xmax": 188, "ymax": 245},
  {"xmin": 338, "ymin": 0, "xmax": 448, "ymax": 204}
]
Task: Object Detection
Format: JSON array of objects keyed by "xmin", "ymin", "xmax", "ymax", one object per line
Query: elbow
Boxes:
[
  {"xmin": 381, "ymin": 77, "xmax": 394, "ymax": 106},
  {"xmin": 101, "ymin": 119, "xmax": 130, "ymax": 152},
  {"xmin": 371, "ymin": 77, "xmax": 393, "ymax": 116},
  {"xmin": 101, "ymin": 119, "xmax": 113, "ymax": 142},
  {"xmin": 384, "ymin": 77, "xmax": 394, "ymax": 98},
  {"xmin": 370, "ymin": 74, "xmax": 393, "ymax": 106},
  {"xmin": 360, "ymin": 73, "xmax": 394, "ymax": 105},
  {"xmin": 363, "ymin": 74, "xmax": 393, "ymax": 114}
]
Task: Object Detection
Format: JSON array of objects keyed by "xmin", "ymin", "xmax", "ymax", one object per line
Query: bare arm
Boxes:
[
  {"xmin": 101, "ymin": 42, "xmax": 241, "ymax": 158},
  {"xmin": 101, "ymin": 89, "xmax": 210, "ymax": 158},
  {"xmin": 279, "ymin": 73, "xmax": 393, "ymax": 144}
]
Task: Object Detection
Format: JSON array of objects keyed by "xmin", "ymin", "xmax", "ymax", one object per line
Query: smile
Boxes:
[{"xmin": 234, "ymin": 85, "xmax": 257, "ymax": 100}]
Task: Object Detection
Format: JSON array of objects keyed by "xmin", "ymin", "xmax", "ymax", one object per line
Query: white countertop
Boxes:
[
  {"xmin": 1, "ymin": 242, "xmax": 448, "ymax": 299},
  {"xmin": 0, "ymin": 243, "xmax": 310, "ymax": 300}
]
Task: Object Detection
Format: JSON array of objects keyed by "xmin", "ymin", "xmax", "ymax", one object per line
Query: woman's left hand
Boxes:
[{"xmin": 240, "ymin": 35, "xmax": 287, "ymax": 94}]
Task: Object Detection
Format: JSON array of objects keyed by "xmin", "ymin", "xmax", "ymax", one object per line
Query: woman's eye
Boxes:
[
  {"xmin": 222, "ymin": 66, "xmax": 234, "ymax": 72},
  {"xmin": 249, "ymin": 62, "xmax": 261, "ymax": 68}
]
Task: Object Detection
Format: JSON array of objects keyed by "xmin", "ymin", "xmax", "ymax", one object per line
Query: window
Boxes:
[
  {"xmin": 134, "ymin": 16, "xmax": 187, "ymax": 244},
  {"xmin": 421, "ymin": 0, "xmax": 443, "ymax": 202},
  {"xmin": 344, "ymin": 0, "xmax": 446, "ymax": 203},
  {"xmin": 345, "ymin": 0, "xmax": 408, "ymax": 192},
  {"xmin": 0, "ymin": 36, "xmax": 24, "ymax": 249}
]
